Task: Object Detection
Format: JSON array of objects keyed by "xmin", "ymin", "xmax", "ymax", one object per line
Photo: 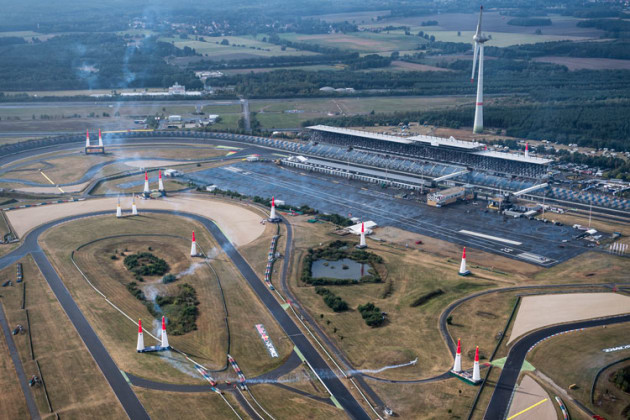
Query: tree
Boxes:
[{"xmin": 221, "ymin": 38, "xmax": 230, "ymax": 45}]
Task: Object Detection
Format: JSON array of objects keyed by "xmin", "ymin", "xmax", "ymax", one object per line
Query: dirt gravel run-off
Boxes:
[
  {"xmin": 509, "ymin": 293, "xmax": 630, "ymax": 344},
  {"xmin": 506, "ymin": 375, "xmax": 556, "ymax": 420},
  {"xmin": 124, "ymin": 159, "xmax": 191, "ymax": 169},
  {"xmin": 5, "ymin": 195, "xmax": 265, "ymax": 247}
]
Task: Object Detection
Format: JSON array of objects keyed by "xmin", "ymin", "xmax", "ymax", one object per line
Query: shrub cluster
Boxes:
[
  {"xmin": 317, "ymin": 213, "xmax": 353, "ymax": 227},
  {"xmin": 162, "ymin": 274, "xmax": 177, "ymax": 284},
  {"xmin": 300, "ymin": 241, "xmax": 383, "ymax": 286},
  {"xmin": 409, "ymin": 289, "xmax": 444, "ymax": 307},
  {"xmin": 613, "ymin": 366, "xmax": 630, "ymax": 392},
  {"xmin": 125, "ymin": 281, "xmax": 199, "ymax": 336},
  {"xmin": 124, "ymin": 252, "xmax": 169, "ymax": 276},
  {"xmin": 155, "ymin": 284, "xmax": 199, "ymax": 335},
  {"xmin": 315, "ymin": 287, "xmax": 348, "ymax": 312},
  {"xmin": 358, "ymin": 302, "xmax": 384, "ymax": 327}
]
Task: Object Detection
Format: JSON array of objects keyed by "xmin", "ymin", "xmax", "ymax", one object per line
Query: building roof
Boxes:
[
  {"xmin": 308, "ymin": 125, "xmax": 553, "ymax": 165},
  {"xmin": 307, "ymin": 125, "xmax": 413, "ymax": 145},
  {"xmin": 407, "ymin": 134, "xmax": 483, "ymax": 150},
  {"xmin": 473, "ymin": 150, "xmax": 553, "ymax": 165}
]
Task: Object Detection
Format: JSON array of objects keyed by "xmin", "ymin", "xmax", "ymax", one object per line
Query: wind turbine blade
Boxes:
[
  {"xmin": 471, "ymin": 42, "xmax": 479, "ymax": 82},
  {"xmin": 475, "ymin": 5, "xmax": 484, "ymax": 37}
]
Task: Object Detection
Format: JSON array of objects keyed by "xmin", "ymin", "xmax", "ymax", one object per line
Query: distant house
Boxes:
[{"xmin": 168, "ymin": 82, "xmax": 186, "ymax": 95}]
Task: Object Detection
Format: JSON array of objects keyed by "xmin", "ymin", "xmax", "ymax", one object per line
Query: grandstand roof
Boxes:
[
  {"xmin": 307, "ymin": 125, "xmax": 412, "ymax": 145},
  {"xmin": 407, "ymin": 134, "xmax": 482, "ymax": 150},
  {"xmin": 308, "ymin": 125, "xmax": 553, "ymax": 165},
  {"xmin": 473, "ymin": 150, "xmax": 553, "ymax": 165}
]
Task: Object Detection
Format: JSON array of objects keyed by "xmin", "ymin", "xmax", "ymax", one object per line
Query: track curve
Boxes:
[{"xmin": 0, "ymin": 209, "xmax": 370, "ymax": 420}]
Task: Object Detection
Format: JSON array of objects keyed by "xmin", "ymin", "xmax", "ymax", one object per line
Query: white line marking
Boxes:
[{"xmin": 458, "ymin": 230, "xmax": 523, "ymax": 246}]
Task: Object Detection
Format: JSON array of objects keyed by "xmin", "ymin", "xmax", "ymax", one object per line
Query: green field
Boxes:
[{"xmin": 160, "ymin": 35, "xmax": 319, "ymax": 60}]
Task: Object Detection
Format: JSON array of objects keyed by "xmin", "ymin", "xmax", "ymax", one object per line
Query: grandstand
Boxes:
[{"xmin": 307, "ymin": 125, "xmax": 552, "ymax": 178}]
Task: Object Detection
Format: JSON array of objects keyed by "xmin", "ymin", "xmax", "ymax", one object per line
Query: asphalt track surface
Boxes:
[
  {"xmin": 0, "ymin": 209, "xmax": 370, "ymax": 420},
  {"xmin": 484, "ymin": 314, "xmax": 630, "ymax": 419},
  {"xmin": 2, "ymin": 135, "xmax": 629, "ymax": 418}
]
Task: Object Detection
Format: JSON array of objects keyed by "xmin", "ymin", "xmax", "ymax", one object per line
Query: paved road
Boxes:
[
  {"xmin": 0, "ymin": 303, "xmax": 41, "ymax": 420},
  {"xmin": 0, "ymin": 212, "xmax": 149, "ymax": 419},
  {"xmin": 485, "ymin": 314, "xmax": 630, "ymax": 419},
  {"xmin": 0, "ymin": 209, "xmax": 369, "ymax": 420}
]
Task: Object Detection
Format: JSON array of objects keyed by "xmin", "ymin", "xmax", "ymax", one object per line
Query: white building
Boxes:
[{"xmin": 168, "ymin": 82, "xmax": 186, "ymax": 95}]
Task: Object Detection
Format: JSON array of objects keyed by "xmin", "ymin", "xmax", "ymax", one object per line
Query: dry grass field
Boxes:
[
  {"xmin": 528, "ymin": 322, "xmax": 630, "ymax": 419},
  {"xmin": 38, "ymin": 211, "xmax": 295, "ymax": 387},
  {"xmin": 246, "ymin": 384, "xmax": 342, "ymax": 420},
  {"xmin": 0, "ymin": 255, "xmax": 125, "ymax": 419},
  {"xmin": 0, "ymin": 310, "xmax": 29, "ymax": 419},
  {"xmin": 287, "ymin": 216, "xmax": 503, "ymax": 380},
  {"xmin": 134, "ymin": 388, "xmax": 247, "ymax": 419},
  {"xmin": 0, "ymin": 145, "xmax": 230, "ymax": 189}
]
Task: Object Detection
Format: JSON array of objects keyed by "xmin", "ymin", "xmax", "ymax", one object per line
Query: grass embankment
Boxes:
[
  {"xmin": 288, "ymin": 216, "xmax": 499, "ymax": 380},
  {"xmin": 0, "ymin": 255, "xmax": 126, "ymax": 418},
  {"xmin": 528, "ymin": 322, "xmax": 630, "ymax": 419},
  {"xmin": 41, "ymin": 213, "xmax": 293, "ymax": 385},
  {"xmin": 134, "ymin": 388, "xmax": 248, "ymax": 420},
  {"xmin": 246, "ymin": 384, "xmax": 341, "ymax": 420}
]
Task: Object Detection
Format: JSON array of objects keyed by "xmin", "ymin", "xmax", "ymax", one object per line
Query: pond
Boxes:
[{"xmin": 311, "ymin": 258, "xmax": 368, "ymax": 281}]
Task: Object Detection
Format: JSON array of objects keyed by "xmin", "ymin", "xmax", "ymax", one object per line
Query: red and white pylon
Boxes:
[
  {"xmin": 136, "ymin": 319, "xmax": 145, "ymax": 352},
  {"xmin": 525, "ymin": 142, "xmax": 529, "ymax": 158},
  {"xmin": 472, "ymin": 346, "xmax": 481, "ymax": 382},
  {"xmin": 85, "ymin": 129, "xmax": 91, "ymax": 148},
  {"xmin": 459, "ymin": 247, "xmax": 470, "ymax": 276},
  {"xmin": 161, "ymin": 316, "xmax": 169, "ymax": 348},
  {"xmin": 143, "ymin": 171, "xmax": 150, "ymax": 196},
  {"xmin": 270, "ymin": 196, "xmax": 277, "ymax": 220},
  {"xmin": 98, "ymin": 129, "xmax": 103, "ymax": 147},
  {"xmin": 158, "ymin": 169, "xmax": 165, "ymax": 192},
  {"xmin": 359, "ymin": 222, "xmax": 367, "ymax": 248},
  {"xmin": 453, "ymin": 338, "xmax": 462, "ymax": 372},
  {"xmin": 191, "ymin": 231, "xmax": 197, "ymax": 256}
]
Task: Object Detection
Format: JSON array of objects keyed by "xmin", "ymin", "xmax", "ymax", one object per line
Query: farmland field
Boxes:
[
  {"xmin": 360, "ymin": 12, "xmax": 604, "ymax": 39},
  {"xmin": 532, "ymin": 56, "xmax": 630, "ymax": 71},
  {"xmin": 279, "ymin": 31, "xmax": 427, "ymax": 53},
  {"xmin": 160, "ymin": 35, "xmax": 319, "ymax": 60}
]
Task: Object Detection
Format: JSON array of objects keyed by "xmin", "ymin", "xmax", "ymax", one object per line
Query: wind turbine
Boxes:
[{"xmin": 471, "ymin": 5, "xmax": 490, "ymax": 134}]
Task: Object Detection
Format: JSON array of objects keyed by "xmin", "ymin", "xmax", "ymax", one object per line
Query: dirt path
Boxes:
[
  {"xmin": 5, "ymin": 194, "xmax": 266, "ymax": 247},
  {"xmin": 509, "ymin": 293, "xmax": 630, "ymax": 344}
]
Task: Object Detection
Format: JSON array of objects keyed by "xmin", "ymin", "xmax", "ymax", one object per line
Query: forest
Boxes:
[{"xmin": 0, "ymin": 34, "xmax": 201, "ymax": 90}]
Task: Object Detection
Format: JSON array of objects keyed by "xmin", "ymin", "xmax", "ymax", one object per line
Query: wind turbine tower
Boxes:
[{"xmin": 471, "ymin": 5, "xmax": 490, "ymax": 134}]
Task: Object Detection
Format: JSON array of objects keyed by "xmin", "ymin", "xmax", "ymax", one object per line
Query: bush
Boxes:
[
  {"xmin": 358, "ymin": 302, "xmax": 384, "ymax": 327},
  {"xmin": 613, "ymin": 366, "xmax": 630, "ymax": 393},
  {"xmin": 410, "ymin": 289, "xmax": 444, "ymax": 307},
  {"xmin": 124, "ymin": 252, "xmax": 169, "ymax": 276},
  {"xmin": 126, "ymin": 282, "xmax": 145, "ymax": 301},
  {"xmin": 162, "ymin": 273, "xmax": 177, "ymax": 284},
  {"xmin": 315, "ymin": 287, "xmax": 348, "ymax": 312}
]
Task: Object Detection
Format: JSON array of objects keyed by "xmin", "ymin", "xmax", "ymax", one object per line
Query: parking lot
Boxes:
[{"xmin": 186, "ymin": 161, "xmax": 592, "ymax": 266}]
